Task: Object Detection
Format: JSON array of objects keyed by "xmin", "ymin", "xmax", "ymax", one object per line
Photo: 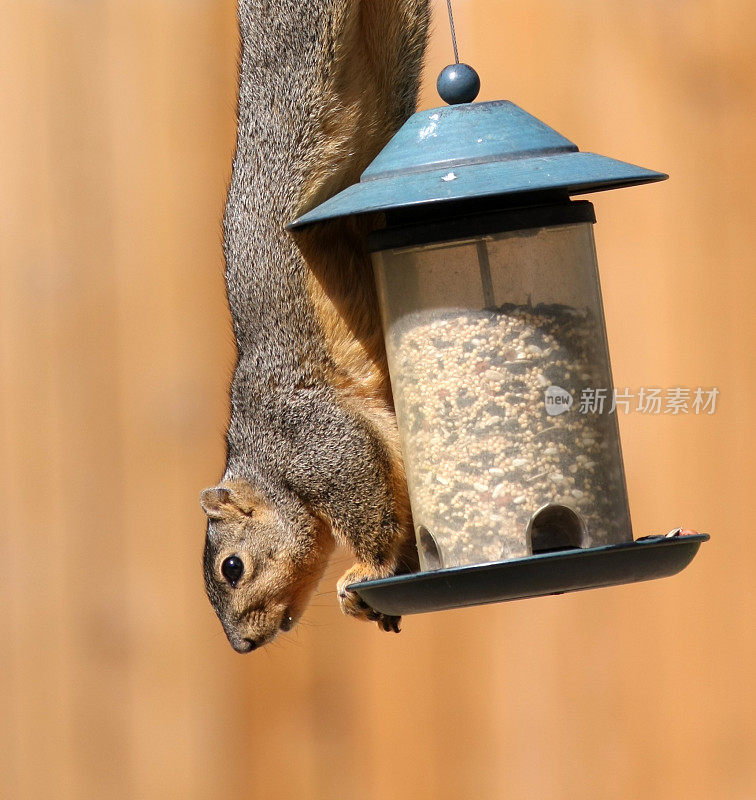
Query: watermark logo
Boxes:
[
  {"xmin": 543, "ymin": 386, "xmax": 719, "ymax": 415},
  {"xmin": 544, "ymin": 385, "xmax": 574, "ymax": 416}
]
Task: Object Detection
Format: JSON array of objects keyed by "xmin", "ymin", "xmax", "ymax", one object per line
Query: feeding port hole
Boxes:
[
  {"xmin": 417, "ymin": 526, "xmax": 443, "ymax": 570},
  {"xmin": 528, "ymin": 503, "xmax": 587, "ymax": 554}
]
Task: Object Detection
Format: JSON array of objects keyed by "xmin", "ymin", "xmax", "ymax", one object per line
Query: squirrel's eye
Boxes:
[{"xmin": 221, "ymin": 556, "xmax": 244, "ymax": 587}]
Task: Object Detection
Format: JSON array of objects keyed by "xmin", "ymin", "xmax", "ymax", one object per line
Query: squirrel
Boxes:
[{"xmin": 200, "ymin": 0, "xmax": 431, "ymax": 652}]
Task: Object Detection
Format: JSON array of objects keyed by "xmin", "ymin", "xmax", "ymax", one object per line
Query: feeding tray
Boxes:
[{"xmin": 348, "ymin": 533, "xmax": 708, "ymax": 616}]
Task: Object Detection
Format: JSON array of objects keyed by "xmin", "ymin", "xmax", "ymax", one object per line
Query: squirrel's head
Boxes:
[{"xmin": 200, "ymin": 479, "xmax": 333, "ymax": 653}]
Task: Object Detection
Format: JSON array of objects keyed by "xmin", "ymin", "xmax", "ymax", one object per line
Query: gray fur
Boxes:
[{"xmin": 203, "ymin": 0, "xmax": 430, "ymax": 650}]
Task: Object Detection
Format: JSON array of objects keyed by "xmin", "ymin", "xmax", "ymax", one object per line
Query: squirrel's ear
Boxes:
[
  {"xmin": 200, "ymin": 487, "xmax": 235, "ymax": 519},
  {"xmin": 200, "ymin": 483, "xmax": 257, "ymax": 519}
]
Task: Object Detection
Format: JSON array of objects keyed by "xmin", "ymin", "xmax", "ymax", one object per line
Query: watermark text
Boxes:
[{"xmin": 544, "ymin": 385, "xmax": 719, "ymax": 416}]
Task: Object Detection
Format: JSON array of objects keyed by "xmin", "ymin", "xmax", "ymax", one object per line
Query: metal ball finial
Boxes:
[{"xmin": 437, "ymin": 63, "xmax": 480, "ymax": 105}]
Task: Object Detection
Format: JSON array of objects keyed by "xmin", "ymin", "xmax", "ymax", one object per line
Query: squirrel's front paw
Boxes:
[{"xmin": 337, "ymin": 564, "xmax": 401, "ymax": 633}]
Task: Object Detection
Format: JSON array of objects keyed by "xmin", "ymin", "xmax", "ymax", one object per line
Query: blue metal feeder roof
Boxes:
[{"xmin": 290, "ymin": 100, "xmax": 667, "ymax": 228}]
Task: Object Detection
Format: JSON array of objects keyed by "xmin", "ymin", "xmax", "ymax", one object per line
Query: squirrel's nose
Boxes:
[{"xmin": 230, "ymin": 637, "xmax": 259, "ymax": 653}]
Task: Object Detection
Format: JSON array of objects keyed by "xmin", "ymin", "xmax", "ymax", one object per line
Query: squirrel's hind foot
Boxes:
[{"xmin": 337, "ymin": 564, "xmax": 402, "ymax": 634}]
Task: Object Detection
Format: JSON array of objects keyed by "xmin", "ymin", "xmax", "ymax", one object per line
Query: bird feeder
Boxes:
[{"xmin": 289, "ymin": 66, "xmax": 707, "ymax": 616}]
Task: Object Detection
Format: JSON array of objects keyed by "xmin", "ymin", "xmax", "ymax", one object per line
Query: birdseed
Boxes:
[{"xmin": 386, "ymin": 303, "xmax": 630, "ymax": 568}]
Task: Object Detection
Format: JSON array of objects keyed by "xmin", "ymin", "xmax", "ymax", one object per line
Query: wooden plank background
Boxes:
[{"xmin": 1, "ymin": 1, "xmax": 753, "ymax": 797}]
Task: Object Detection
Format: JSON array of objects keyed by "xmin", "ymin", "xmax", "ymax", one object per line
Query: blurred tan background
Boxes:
[{"xmin": 1, "ymin": 0, "xmax": 753, "ymax": 798}]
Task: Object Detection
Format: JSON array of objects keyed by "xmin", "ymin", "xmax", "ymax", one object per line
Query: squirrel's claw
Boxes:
[
  {"xmin": 363, "ymin": 602, "xmax": 401, "ymax": 633},
  {"xmin": 381, "ymin": 615, "xmax": 401, "ymax": 633},
  {"xmin": 337, "ymin": 565, "xmax": 403, "ymax": 634}
]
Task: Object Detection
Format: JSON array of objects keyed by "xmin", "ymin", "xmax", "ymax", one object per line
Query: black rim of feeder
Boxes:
[{"xmin": 347, "ymin": 534, "xmax": 709, "ymax": 617}]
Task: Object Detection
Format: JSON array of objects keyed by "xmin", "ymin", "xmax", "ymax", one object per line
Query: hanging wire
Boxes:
[{"xmin": 445, "ymin": 0, "xmax": 460, "ymax": 64}]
